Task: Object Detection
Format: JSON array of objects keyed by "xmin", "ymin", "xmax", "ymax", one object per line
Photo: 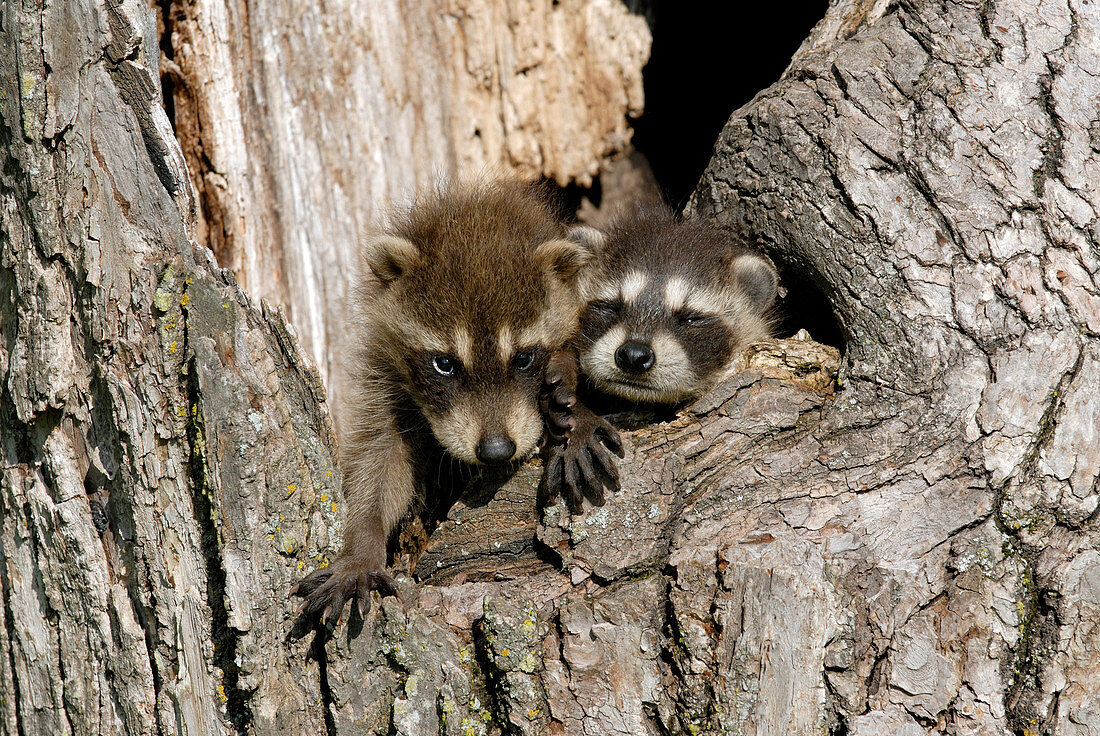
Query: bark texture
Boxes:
[
  {"xmin": 162, "ymin": 0, "xmax": 652, "ymax": 420},
  {"xmin": 1, "ymin": 3, "xmax": 338, "ymax": 734},
  {"xmin": 3, "ymin": 1, "xmax": 1099, "ymax": 736},
  {"xmin": 689, "ymin": 0, "xmax": 1100, "ymax": 732}
]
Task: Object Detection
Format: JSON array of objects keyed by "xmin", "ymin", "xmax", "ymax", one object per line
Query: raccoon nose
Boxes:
[
  {"xmin": 615, "ymin": 341, "xmax": 655, "ymax": 374},
  {"xmin": 476, "ymin": 435, "xmax": 516, "ymax": 464}
]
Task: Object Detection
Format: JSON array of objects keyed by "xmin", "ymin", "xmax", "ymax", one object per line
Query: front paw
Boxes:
[
  {"xmin": 540, "ymin": 362, "xmax": 578, "ymax": 443},
  {"xmin": 292, "ymin": 557, "xmax": 399, "ymax": 625},
  {"xmin": 543, "ymin": 405, "xmax": 623, "ymax": 511}
]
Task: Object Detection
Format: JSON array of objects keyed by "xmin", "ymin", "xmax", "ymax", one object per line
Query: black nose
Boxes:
[
  {"xmin": 476, "ymin": 435, "xmax": 516, "ymax": 464},
  {"xmin": 615, "ymin": 340, "xmax": 655, "ymax": 374}
]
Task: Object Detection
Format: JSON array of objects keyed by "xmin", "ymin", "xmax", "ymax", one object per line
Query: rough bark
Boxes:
[
  {"xmin": 1, "ymin": 2, "xmax": 337, "ymax": 734},
  {"xmin": 689, "ymin": 0, "xmax": 1100, "ymax": 733},
  {"xmin": 161, "ymin": 0, "xmax": 652, "ymax": 421},
  {"xmin": 3, "ymin": 2, "xmax": 1099, "ymax": 736}
]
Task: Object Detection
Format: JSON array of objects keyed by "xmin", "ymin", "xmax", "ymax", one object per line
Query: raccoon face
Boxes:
[
  {"xmin": 403, "ymin": 336, "xmax": 551, "ymax": 465},
  {"xmin": 362, "ymin": 187, "xmax": 590, "ymax": 464},
  {"xmin": 578, "ymin": 256, "xmax": 778, "ymax": 404}
]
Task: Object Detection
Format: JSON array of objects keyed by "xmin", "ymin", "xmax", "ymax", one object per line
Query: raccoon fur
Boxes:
[
  {"xmin": 574, "ymin": 205, "xmax": 778, "ymax": 403},
  {"xmin": 294, "ymin": 181, "xmax": 592, "ymax": 621},
  {"xmin": 541, "ymin": 205, "xmax": 778, "ymax": 506}
]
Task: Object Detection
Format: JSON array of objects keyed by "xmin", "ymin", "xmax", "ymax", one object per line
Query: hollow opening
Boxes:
[
  {"xmin": 155, "ymin": 1, "xmax": 177, "ymax": 129},
  {"xmin": 629, "ymin": 0, "xmax": 844, "ymax": 351},
  {"xmin": 773, "ymin": 264, "xmax": 847, "ymax": 348},
  {"xmin": 632, "ymin": 1, "xmax": 829, "ymax": 209}
]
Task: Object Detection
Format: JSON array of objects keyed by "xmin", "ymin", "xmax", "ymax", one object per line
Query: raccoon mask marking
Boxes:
[{"xmin": 576, "ymin": 207, "xmax": 779, "ymax": 404}]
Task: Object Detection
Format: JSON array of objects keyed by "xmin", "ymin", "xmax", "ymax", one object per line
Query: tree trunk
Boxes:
[
  {"xmin": 161, "ymin": 0, "xmax": 652, "ymax": 423},
  {"xmin": 1, "ymin": 2, "xmax": 337, "ymax": 734},
  {"xmin": 3, "ymin": 3, "xmax": 1098, "ymax": 736},
  {"xmin": 689, "ymin": 0, "xmax": 1100, "ymax": 733}
]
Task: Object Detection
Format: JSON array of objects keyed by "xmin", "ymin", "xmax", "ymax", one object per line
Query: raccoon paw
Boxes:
[
  {"xmin": 292, "ymin": 559, "xmax": 399, "ymax": 625},
  {"xmin": 543, "ymin": 403, "xmax": 624, "ymax": 510},
  {"xmin": 541, "ymin": 357, "xmax": 580, "ymax": 443}
]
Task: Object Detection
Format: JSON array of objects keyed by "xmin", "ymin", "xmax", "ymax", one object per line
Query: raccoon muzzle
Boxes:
[{"xmin": 476, "ymin": 435, "xmax": 517, "ymax": 464}]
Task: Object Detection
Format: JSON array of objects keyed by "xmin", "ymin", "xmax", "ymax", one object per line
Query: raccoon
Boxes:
[
  {"xmin": 542, "ymin": 206, "xmax": 778, "ymax": 505},
  {"xmin": 294, "ymin": 181, "xmax": 592, "ymax": 622},
  {"xmin": 575, "ymin": 207, "xmax": 779, "ymax": 402}
]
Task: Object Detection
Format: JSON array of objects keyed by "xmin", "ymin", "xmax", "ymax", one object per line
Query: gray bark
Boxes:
[
  {"xmin": 689, "ymin": 0, "xmax": 1100, "ymax": 732},
  {"xmin": 2, "ymin": 1, "xmax": 1098, "ymax": 736},
  {"xmin": 1, "ymin": 2, "xmax": 335, "ymax": 734}
]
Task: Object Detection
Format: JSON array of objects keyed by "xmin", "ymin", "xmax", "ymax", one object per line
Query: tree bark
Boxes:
[
  {"xmin": 3, "ymin": 2, "xmax": 1099, "ymax": 736},
  {"xmin": 689, "ymin": 0, "xmax": 1100, "ymax": 733},
  {"xmin": 162, "ymin": 0, "xmax": 652, "ymax": 422},
  {"xmin": 1, "ymin": 2, "xmax": 337, "ymax": 734}
]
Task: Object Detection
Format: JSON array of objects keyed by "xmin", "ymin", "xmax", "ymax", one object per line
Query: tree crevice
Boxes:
[{"xmin": 182, "ymin": 294, "xmax": 254, "ymax": 735}]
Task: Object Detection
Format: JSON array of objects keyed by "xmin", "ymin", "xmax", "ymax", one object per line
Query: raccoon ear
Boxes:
[
  {"xmin": 730, "ymin": 252, "xmax": 779, "ymax": 310},
  {"xmin": 534, "ymin": 235, "xmax": 594, "ymax": 282},
  {"xmin": 565, "ymin": 224, "xmax": 606, "ymax": 252},
  {"xmin": 363, "ymin": 235, "xmax": 419, "ymax": 285}
]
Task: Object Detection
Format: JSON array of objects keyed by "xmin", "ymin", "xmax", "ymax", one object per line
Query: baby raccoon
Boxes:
[
  {"xmin": 294, "ymin": 181, "xmax": 591, "ymax": 622},
  {"xmin": 576, "ymin": 206, "xmax": 779, "ymax": 403},
  {"xmin": 542, "ymin": 206, "xmax": 778, "ymax": 505}
]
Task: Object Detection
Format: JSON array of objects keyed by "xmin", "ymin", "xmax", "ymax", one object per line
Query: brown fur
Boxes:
[{"xmin": 294, "ymin": 180, "xmax": 589, "ymax": 620}]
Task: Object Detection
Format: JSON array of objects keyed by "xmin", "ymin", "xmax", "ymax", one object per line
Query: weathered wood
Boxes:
[
  {"xmin": 1, "ymin": 2, "xmax": 336, "ymax": 734},
  {"xmin": 164, "ymin": 0, "xmax": 652, "ymax": 421}
]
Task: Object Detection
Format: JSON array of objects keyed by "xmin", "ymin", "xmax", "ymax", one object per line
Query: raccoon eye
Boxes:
[
  {"xmin": 589, "ymin": 299, "xmax": 622, "ymax": 316},
  {"xmin": 432, "ymin": 355, "xmax": 459, "ymax": 376},
  {"xmin": 511, "ymin": 349, "xmax": 536, "ymax": 371},
  {"xmin": 678, "ymin": 311, "xmax": 714, "ymax": 327}
]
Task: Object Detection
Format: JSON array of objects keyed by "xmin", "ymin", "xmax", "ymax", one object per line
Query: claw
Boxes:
[
  {"xmin": 596, "ymin": 421, "xmax": 624, "ymax": 457},
  {"xmin": 539, "ymin": 350, "xmax": 624, "ymax": 509},
  {"xmin": 547, "ymin": 408, "xmax": 572, "ymax": 433},
  {"xmin": 592, "ymin": 441, "xmax": 619, "ymax": 483},
  {"xmin": 563, "ymin": 457, "xmax": 583, "ymax": 510},
  {"xmin": 544, "ymin": 448, "xmax": 564, "ymax": 498},
  {"xmin": 576, "ymin": 446, "xmax": 598, "ymax": 489},
  {"xmin": 292, "ymin": 560, "xmax": 399, "ymax": 626}
]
